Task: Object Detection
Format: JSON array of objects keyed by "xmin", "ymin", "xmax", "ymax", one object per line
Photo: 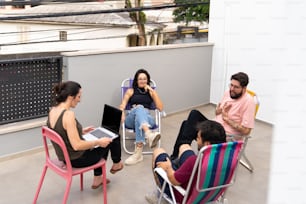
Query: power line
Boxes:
[
  {"xmin": 0, "ymin": 26, "xmax": 101, "ymax": 35},
  {"xmin": 0, "ymin": 33, "xmax": 129, "ymax": 46},
  {"xmin": 0, "ymin": 18, "xmax": 175, "ymax": 36},
  {"xmin": 0, "ymin": 2, "xmax": 209, "ymax": 20},
  {"xmin": 1, "ymin": 27, "xmax": 117, "ymax": 44},
  {"xmin": 0, "ymin": 0, "xmax": 97, "ymax": 6},
  {"xmin": 0, "ymin": 25, "xmax": 209, "ymax": 47},
  {"xmin": 0, "ymin": 20, "xmax": 181, "ymax": 46},
  {"xmin": 0, "ymin": 1, "xmax": 209, "ymax": 46}
]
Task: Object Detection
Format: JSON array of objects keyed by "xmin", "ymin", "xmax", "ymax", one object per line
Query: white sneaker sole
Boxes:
[
  {"xmin": 150, "ymin": 133, "xmax": 161, "ymax": 148},
  {"xmin": 124, "ymin": 156, "xmax": 143, "ymax": 165}
]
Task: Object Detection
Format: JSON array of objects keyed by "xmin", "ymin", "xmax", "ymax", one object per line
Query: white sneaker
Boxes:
[
  {"xmin": 145, "ymin": 192, "xmax": 167, "ymax": 204},
  {"xmin": 146, "ymin": 132, "xmax": 161, "ymax": 148},
  {"xmin": 125, "ymin": 153, "xmax": 143, "ymax": 165},
  {"xmin": 125, "ymin": 147, "xmax": 143, "ymax": 165}
]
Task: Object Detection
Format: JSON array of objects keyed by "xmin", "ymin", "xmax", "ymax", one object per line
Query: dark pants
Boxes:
[
  {"xmin": 71, "ymin": 136, "xmax": 121, "ymax": 176},
  {"xmin": 155, "ymin": 150, "xmax": 196, "ymax": 199},
  {"xmin": 71, "ymin": 147, "xmax": 109, "ymax": 176},
  {"xmin": 110, "ymin": 136, "xmax": 122, "ymax": 163},
  {"xmin": 170, "ymin": 110, "xmax": 208, "ymax": 159}
]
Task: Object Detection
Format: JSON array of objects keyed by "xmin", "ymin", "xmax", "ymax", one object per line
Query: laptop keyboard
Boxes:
[{"xmin": 91, "ymin": 128, "xmax": 115, "ymax": 139}]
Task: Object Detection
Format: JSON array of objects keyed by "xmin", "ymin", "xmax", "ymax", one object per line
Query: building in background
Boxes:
[{"xmin": 0, "ymin": 0, "xmax": 207, "ymax": 54}]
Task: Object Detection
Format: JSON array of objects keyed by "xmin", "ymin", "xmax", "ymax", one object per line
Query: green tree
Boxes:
[
  {"xmin": 173, "ymin": 0, "xmax": 209, "ymax": 26},
  {"xmin": 125, "ymin": 0, "xmax": 147, "ymax": 46}
]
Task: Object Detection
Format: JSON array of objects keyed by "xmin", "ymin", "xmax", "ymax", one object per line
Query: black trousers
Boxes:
[
  {"xmin": 71, "ymin": 147, "xmax": 108, "ymax": 176},
  {"xmin": 170, "ymin": 110, "xmax": 208, "ymax": 159},
  {"xmin": 109, "ymin": 136, "xmax": 122, "ymax": 164},
  {"xmin": 71, "ymin": 136, "xmax": 121, "ymax": 176}
]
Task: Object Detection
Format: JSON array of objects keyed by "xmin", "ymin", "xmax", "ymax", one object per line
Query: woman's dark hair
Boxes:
[
  {"xmin": 51, "ymin": 81, "xmax": 81, "ymax": 106},
  {"xmin": 196, "ymin": 120, "xmax": 226, "ymax": 144},
  {"xmin": 132, "ymin": 69, "xmax": 151, "ymax": 88},
  {"xmin": 231, "ymin": 72, "xmax": 249, "ymax": 87}
]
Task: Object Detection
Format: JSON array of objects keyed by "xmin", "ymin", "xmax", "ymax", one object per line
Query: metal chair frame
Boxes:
[
  {"xmin": 229, "ymin": 90, "xmax": 260, "ymax": 173},
  {"xmin": 121, "ymin": 78, "xmax": 161, "ymax": 155}
]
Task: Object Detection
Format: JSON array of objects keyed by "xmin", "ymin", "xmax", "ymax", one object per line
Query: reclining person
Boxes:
[{"xmin": 145, "ymin": 120, "xmax": 226, "ymax": 204}]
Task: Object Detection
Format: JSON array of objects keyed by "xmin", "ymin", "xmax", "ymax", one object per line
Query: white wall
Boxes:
[
  {"xmin": 209, "ymin": 0, "xmax": 306, "ymax": 203},
  {"xmin": 0, "ymin": 22, "xmax": 132, "ymax": 54},
  {"xmin": 209, "ymin": 0, "xmax": 281, "ymax": 124}
]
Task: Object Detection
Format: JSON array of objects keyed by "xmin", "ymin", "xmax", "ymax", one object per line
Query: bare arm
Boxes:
[
  {"xmin": 223, "ymin": 117, "xmax": 252, "ymax": 135},
  {"xmin": 119, "ymin": 88, "xmax": 133, "ymax": 122},
  {"xmin": 157, "ymin": 158, "xmax": 180, "ymax": 186},
  {"xmin": 221, "ymin": 104, "xmax": 252, "ymax": 135},
  {"xmin": 145, "ymin": 85, "xmax": 163, "ymax": 111},
  {"xmin": 63, "ymin": 110, "xmax": 112, "ymax": 150},
  {"xmin": 119, "ymin": 88, "xmax": 133, "ymax": 110}
]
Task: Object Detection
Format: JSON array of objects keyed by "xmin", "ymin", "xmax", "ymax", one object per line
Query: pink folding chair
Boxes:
[{"xmin": 33, "ymin": 126, "xmax": 107, "ymax": 204}]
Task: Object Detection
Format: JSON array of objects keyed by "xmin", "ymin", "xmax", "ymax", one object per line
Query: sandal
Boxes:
[
  {"xmin": 110, "ymin": 162, "xmax": 124, "ymax": 174},
  {"xmin": 91, "ymin": 178, "xmax": 110, "ymax": 189}
]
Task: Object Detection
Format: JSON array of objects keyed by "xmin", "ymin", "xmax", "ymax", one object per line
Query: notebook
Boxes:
[{"xmin": 82, "ymin": 104, "xmax": 122, "ymax": 141}]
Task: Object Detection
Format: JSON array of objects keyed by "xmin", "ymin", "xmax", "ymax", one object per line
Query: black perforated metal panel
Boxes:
[{"xmin": 0, "ymin": 56, "xmax": 62, "ymax": 125}]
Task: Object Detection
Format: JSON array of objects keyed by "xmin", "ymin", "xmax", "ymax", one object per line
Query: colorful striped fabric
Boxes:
[{"xmin": 187, "ymin": 141, "xmax": 244, "ymax": 204}]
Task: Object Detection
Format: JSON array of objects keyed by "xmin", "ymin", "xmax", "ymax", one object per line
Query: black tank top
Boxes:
[
  {"xmin": 128, "ymin": 87, "xmax": 153, "ymax": 109},
  {"xmin": 47, "ymin": 110, "xmax": 84, "ymax": 161}
]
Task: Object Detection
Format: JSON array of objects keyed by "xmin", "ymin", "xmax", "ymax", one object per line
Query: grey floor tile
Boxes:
[{"xmin": 0, "ymin": 104, "xmax": 272, "ymax": 204}]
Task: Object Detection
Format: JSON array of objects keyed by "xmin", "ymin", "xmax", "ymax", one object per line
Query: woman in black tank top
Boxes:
[
  {"xmin": 48, "ymin": 81, "xmax": 123, "ymax": 189},
  {"xmin": 119, "ymin": 69, "xmax": 164, "ymax": 165}
]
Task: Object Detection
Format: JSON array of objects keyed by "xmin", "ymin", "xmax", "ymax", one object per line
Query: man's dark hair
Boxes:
[
  {"xmin": 231, "ymin": 72, "xmax": 249, "ymax": 87},
  {"xmin": 196, "ymin": 120, "xmax": 226, "ymax": 144}
]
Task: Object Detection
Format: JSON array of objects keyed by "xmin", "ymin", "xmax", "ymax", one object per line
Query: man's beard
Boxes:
[{"xmin": 230, "ymin": 91, "xmax": 242, "ymax": 99}]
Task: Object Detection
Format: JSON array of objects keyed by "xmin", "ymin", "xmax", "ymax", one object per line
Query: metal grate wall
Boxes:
[{"xmin": 0, "ymin": 56, "xmax": 62, "ymax": 125}]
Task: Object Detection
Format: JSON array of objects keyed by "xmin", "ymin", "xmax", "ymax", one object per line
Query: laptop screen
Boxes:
[{"xmin": 101, "ymin": 104, "xmax": 122, "ymax": 134}]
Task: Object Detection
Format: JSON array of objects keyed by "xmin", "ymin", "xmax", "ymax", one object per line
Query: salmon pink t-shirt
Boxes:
[{"xmin": 215, "ymin": 91, "xmax": 256, "ymax": 136}]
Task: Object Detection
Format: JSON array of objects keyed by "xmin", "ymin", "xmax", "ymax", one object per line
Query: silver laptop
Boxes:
[{"xmin": 83, "ymin": 104, "xmax": 122, "ymax": 141}]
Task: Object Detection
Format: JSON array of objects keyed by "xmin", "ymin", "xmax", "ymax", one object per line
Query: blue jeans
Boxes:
[{"xmin": 124, "ymin": 105, "xmax": 156, "ymax": 144}]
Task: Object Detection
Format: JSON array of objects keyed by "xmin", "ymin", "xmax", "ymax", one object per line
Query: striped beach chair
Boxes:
[{"xmin": 155, "ymin": 141, "xmax": 244, "ymax": 204}]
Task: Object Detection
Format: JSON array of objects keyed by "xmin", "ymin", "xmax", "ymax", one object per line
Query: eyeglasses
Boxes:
[{"xmin": 229, "ymin": 83, "xmax": 242, "ymax": 89}]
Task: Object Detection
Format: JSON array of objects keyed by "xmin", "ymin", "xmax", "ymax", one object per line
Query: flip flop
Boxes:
[
  {"xmin": 91, "ymin": 178, "xmax": 110, "ymax": 189},
  {"xmin": 110, "ymin": 162, "xmax": 124, "ymax": 174}
]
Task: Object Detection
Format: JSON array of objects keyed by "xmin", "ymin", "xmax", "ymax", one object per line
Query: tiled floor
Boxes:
[{"xmin": 0, "ymin": 104, "xmax": 272, "ymax": 204}]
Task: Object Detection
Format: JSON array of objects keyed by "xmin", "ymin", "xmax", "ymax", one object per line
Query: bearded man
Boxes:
[{"xmin": 170, "ymin": 72, "xmax": 256, "ymax": 160}]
